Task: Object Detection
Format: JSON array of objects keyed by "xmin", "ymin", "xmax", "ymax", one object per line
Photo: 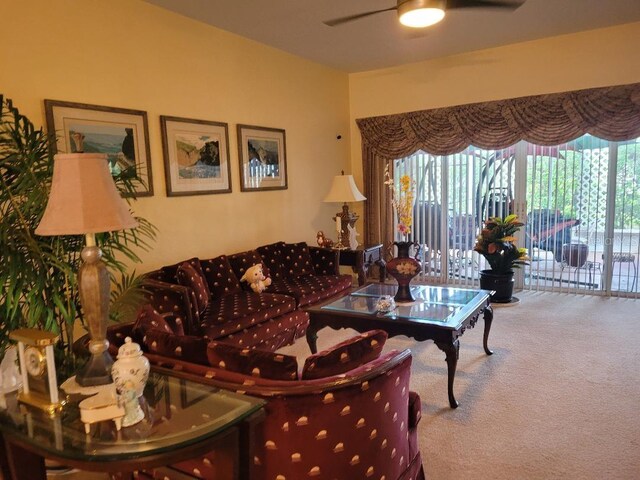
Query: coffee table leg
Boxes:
[
  {"xmin": 306, "ymin": 325, "xmax": 319, "ymax": 354},
  {"xmin": 435, "ymin": 339, "xmax": 460, "ymax": 409},
  {"xmin": 483, "ymin": 305, "xmax": 494, "ymax": 355}
]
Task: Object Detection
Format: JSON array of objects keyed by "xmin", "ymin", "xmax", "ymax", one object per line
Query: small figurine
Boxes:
[
  {"xmin": 120, "ymin": 381, "xmax": 144, "ymax": 427},
  {"xmin": 347, "ymin": 224, "xmax": 360, "ymax": 250},
  {"xmin": 376, "ymin": 295, "xmax": 396, "ymax": 313},
  {"xmin": 316, "ymin": 230, "xmax": 334, "ymax": 248}
]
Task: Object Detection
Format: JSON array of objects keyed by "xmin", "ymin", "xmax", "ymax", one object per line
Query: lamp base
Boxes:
[
  {"xmin": 336, "ymin": 203, "xmax": 359, "ymax": 249},
  {"xmin": 76, "ymin": 351, "xmax": 114, "ymax": 387}
]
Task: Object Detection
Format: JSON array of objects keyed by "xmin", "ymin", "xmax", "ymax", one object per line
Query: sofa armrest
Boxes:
[
  {"xmin": 308, "ymin": 246, "xmax": 339, "ymax": 275},
  {"xmin": 142, "ymin": 279, "xmax": 200, "ymax": 335}
]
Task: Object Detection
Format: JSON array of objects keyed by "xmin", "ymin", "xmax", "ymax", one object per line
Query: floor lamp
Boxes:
[
  {"xmin": 324, "ymin": 171, "xmax": 366, "ymax": 249},
  {"xmin": 36, "ymin": 153, "xmax": 138, "ymax": 386}
]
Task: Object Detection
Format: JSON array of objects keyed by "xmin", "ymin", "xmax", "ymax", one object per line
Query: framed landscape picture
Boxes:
[
  {"xmin": 237, "ymin": 124, "xmax": 287, "ymax": 192},
  {"xmin": 44, "ymin": 99, "xmax": 153, "ymax": 197},
  {"xmin": 160, "ymin": 116, "xmax": 232, "ymax": 196}
]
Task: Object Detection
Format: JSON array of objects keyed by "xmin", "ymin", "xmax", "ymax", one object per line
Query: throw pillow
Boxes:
[
  {"xmin": 301, "ymin": 330, "xmax": 388, "ymax": 380},
  {"xmin": 283, "ymin": 242, "xmax": 314, "ymax": 277},
  {"xmin": 228, "ymin": 250, "xmax": 271, "ymax": 291},
  {"xmin": 206, "ymin": 341, "xmax": 299, "ymax": 381},
  {"xmin": 257, "ymin": 242, "xmax": 287, "ymax": 279},
  {"xmin": 176, "ymin": 261, "xmax": 210, "ymax": 314},
  {"xmin": 200, "ymin": 255, "xmax": 242, "ymax": 299}
]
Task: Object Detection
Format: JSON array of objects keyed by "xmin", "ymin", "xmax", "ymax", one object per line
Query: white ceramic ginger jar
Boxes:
[{"xmin": 111, "ymin": 337, "xmax": 150, "ymax": 398}]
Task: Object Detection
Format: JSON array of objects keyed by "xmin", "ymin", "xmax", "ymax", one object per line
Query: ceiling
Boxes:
[{"xmin": 145, "ymin": 0, "xmax": 640, "ymax": 73}]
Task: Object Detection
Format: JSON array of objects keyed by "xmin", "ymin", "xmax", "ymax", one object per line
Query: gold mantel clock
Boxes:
[{"xmin": 9, "ymin": 328, "xmax": 65, "ymax": 414}]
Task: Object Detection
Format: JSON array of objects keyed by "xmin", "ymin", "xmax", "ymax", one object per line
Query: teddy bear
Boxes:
[{"xmin": 240, "ymin": 263, "xmax": 272, "ymax": 293}]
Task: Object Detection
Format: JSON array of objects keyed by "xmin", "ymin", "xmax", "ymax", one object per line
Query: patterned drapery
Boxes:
[{"xmin": 357, "ymin": 82, "xmax": 640, "ymax": 248}]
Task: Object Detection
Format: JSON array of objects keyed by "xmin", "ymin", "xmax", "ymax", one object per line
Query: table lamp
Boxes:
[
  {"xmin": 323, "ymin": 171, "xmax": 366, "ymax": 249},
  {"xmin": 36, "ymin": 153, "xmax": 138, "ymax": 386}
]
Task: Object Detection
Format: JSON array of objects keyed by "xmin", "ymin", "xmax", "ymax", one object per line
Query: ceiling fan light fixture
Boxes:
[{"xmin": 398, "ymin": 0, "xmax": 445, "ymax": 28}]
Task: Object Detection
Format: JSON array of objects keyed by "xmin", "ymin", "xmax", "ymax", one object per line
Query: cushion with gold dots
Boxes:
[
  {"xmin": 176, "ymin": 261, "xmax": 211, "ymax": 314},
  {"xmin": 257, "ymin": 241, "xmax": 287, "ymax": 279},
  {"xmin": 206, "ymin": 341, "xmax": 299, "ymax": 381},
  {"xmin": 301, "ymin": 330, "xmax": 388, "ymax": 380},
  {"xmin": 228, "ymin": 250, "xmax": 271, "ymax": 291},
  {"xmin": 200, "ymin": 255, "xmax": 242, "ymax": 299},
  {"xmin": 282, "ymin": 242, "xmax": 314, "ymax": 277}
]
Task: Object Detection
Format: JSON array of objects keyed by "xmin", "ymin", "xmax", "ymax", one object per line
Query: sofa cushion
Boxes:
[
  {"xmin": 132, "ymin": 305, "xmax": 208, "ymax": 364},
  {"xmin": 200, "ymin": 255, "xmax": 242, "ymax": 299},
  {"xmin": 301, "ymin": 330, "xmax": 388, "ymax": 380},
  {"xmin": 206, "ymin": 341, "xmax": 298, "ymax": 380},
  {"xmin": 160, "ymin": 257, "xmax": 205, "ymax": 284},
  {"xmin": 176, "ymin": 261, "xmax": 210, "ymax": 314},
  {"xmin": 228, "ymin": 250, "xmax": 271, "ymax": 291},
  {"xmin": 282, "ymin": 242, "xmax": 314, "ymax": 277},
  {"xmin": 256, "ymin": 242, "xmax": 287, "ymax": 280},
  {"xmin": 199, "ymin": 292, "xmax": 296, "ymax": 339},
  {"xmin": 268, "ymin": 274, "xmax": 353, "ymax": 307},
  {"xmin": 217, "ymin": 309, "xmax": 309, "ymax": 351}
]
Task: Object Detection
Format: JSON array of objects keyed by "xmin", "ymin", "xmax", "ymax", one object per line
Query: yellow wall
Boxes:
[
  {"xmin": 348, "ymin": 22, "xmax": 640, "ymax": 195},
  {"xmin": 3, "ymin": 2, "xmax": 639, "ymax": 273},
  {"xmin": 0, "ymin": 0, "xmax": 351, "ymax": 271}
]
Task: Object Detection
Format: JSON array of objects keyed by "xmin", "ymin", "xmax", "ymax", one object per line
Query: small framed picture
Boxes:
[
  {"xmin": 44, "ymin": 99, "xmax": 153, "ymax": 197},
  {"xmin": 237, "ymin": 124, "xmax": 287, "ymax": 191},
  {"xmin": 160, "ymin": 116, "xmax": 232, "ymax": 196}
]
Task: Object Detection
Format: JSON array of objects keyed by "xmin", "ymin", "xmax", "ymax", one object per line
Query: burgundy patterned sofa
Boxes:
[
  {"xmin": 140, "ymin": 241, "xmax": 352, "ymax": 353},
  {"xmin": 105, "ymin": 324, "xmax": 426, "ymax": 480}
]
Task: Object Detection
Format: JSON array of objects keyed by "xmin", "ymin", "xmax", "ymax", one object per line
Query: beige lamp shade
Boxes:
[
  {"xmin": 36, "ymin": 153, "xmax": 138, "ymax": 236},
  {"xmin": 323, "ymin": 174, "xmax": 366, "ymax": 203}
]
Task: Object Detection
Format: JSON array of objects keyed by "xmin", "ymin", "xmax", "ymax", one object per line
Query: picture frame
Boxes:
[
  {"xmin": 237, "ymin": 124, "xmax": 288, "ymax": 191},
  {"xmin": 160, "ymin": 115, "xmax": 232, "ymax": 196},
  {"xmin": 44, "ymin": 99, "xmax": 153, "ymax": 197}
]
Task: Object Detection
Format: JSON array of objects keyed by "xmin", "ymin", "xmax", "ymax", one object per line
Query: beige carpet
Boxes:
[{"xmin": 279, "ymin": 291, "xmax": 640, "ymax": 480}]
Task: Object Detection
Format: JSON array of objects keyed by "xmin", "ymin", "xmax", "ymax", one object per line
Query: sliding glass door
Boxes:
[{"xmin": 395, "ymin": 135, "xmax": 640, "ymax": 297}]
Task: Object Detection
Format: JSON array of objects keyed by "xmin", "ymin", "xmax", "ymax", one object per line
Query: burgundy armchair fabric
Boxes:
[{"xmin": 111, "ymin": 345, "xmax": 424, "ymax": 480}]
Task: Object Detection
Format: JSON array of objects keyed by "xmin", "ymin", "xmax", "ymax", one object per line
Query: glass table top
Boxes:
[
  {"xmin": 320, "ymin": 283, "xmax": 491, "ymax": 328},
  {"xmin": 0, "ymin": 371, "xmax": 264, "ymax": 462}
]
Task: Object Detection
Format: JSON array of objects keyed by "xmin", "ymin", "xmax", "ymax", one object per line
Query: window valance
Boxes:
[
  {"xmin": 356, "ymin": 82, "xmax": 640, "ymax": 157},
  {"xmin": 356, "ymin": 82, "xmax": 640, "ymax": 249}
]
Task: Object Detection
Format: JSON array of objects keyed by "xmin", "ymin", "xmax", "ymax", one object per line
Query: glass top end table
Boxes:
[{"xmin": 0, "ymin": 371, "xmax": 265, "ymax": 479}]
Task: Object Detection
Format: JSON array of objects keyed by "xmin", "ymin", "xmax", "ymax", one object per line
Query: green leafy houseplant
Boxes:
[
  {"xmin": 473, "ymin": 214, "xmax": 529, "ymax": 274},
  {"xmin": 0, "ymin": 95, "xmax": 156, "ymax": 376}
]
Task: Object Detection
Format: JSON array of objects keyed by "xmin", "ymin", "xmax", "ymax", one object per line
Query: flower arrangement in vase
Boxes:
[
  {"xmin": 384, "ymin": 166, "xmax": 420, "ymax": 303},
  {"xmin": 473, "ymin": 214, "xmax": 529, "ymax": 303}
]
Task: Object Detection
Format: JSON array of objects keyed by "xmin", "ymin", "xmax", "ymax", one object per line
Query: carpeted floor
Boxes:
[{"xmin": 279, "ymin": 291, "xmax": 640, "ymax": 480}]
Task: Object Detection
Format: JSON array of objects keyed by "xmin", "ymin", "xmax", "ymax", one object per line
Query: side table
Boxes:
[
  {"xmin": 337, "ymin": 244, "xmax": 386, "ymax": 286},
  {"xmin": 0, "ymin": 371, "xmax": 265, "ymax": 480}
]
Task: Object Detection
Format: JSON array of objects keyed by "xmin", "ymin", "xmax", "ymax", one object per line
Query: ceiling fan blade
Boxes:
[
  {"xmin": 323, "ymin": 6, "xmax": 397, "ymax": 27},
  {"xmin": 447, "ymin": 0, "xmax": 525, "ymax": 9}
]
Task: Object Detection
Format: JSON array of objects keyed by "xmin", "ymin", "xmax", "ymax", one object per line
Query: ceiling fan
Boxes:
[{"xmin": 324, "ymin": 0, "xmax": 525, "ymax": 28}]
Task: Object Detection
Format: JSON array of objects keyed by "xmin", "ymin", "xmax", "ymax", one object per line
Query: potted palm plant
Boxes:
[
  {"xmin": 473, "ymin": 214, "xmax": 529, "ymax": 303},
  {"xmin": 0, "ymin": 95, "xmax": 156, "ymax": 379}
]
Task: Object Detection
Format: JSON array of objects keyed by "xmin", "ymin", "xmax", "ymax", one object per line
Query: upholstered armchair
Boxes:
[{"xmin": 106, "ymin": 324, "xmax": 426, "ymax": 480}]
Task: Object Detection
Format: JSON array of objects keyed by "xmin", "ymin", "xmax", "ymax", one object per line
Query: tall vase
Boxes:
[{"xmin": 386, "ymin": 241, "xmax": 421, "ymax": 303}]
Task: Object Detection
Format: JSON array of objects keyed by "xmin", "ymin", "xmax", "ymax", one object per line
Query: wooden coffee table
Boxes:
[{"xmin": 305, "ymin": 283, "xmax": 493, "ymax": 408}]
